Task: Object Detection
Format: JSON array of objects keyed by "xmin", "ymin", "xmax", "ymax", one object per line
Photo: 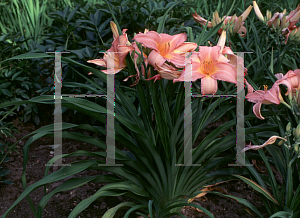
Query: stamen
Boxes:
[
  {"xmin": 202, "ymin": 60, "xmax": 213, "ymax": 74},
  {"xmin": 263, "ymin": 85, "xmax": 268, "ymax": 91}
]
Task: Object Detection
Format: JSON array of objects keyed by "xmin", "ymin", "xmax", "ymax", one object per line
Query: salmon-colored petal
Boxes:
[
  {"xmin": 117, "ymin": 45, "xmax": 134, "ymax": 67},
  {"xmin": 164, "ymin": 53, "xmax": 186, "ymax": 68},
  {"xmin": 294, "ymin": 69, "xmax": 300, "ymax": 77},
  {"xmin": 148, "ymin": 50, "xmax": 166, "ymax": 69},
  {"xmin": 245, "ymin": 79, "xmax": 254, "ymax": 94},
  {"xmin": 286, "ymin": 6, "xmax": 300, "ymax": 21},
  {"xmin": 246, "ymin": 91, "xmax": 264, "ymax": 103},
  {"xmin": 198, "ymin": 46, "xmax": 221, "ymax": 63},
  {"xmin": 133, "ymin": 31, "xmax": 161, "ymax": 51},
  {"xmin": 238, "ymin": 25, "xmax": 247, "ymax": 37},
  {"xmin": 173, "ymin": 42, "xmax": 198, "ymax": 53},
  {"xmin": 201, "ymin": 76, "xmax": 218, "ymax": 94},
  {"xmin": 275, "ymin": 73, "xmax": 283, "ymax": 80},
  {"xmin": 101, "ymin": 67, "xmax": 123, "ymax": 74},
  {"xmin": 222, "ymin": 46, "xmax": 235, "ymax": 55},
  {"xmin": 264, "ymin": 85, "xmax": 281, "ymax": 105},
  {"xmin": 173, "ymin": 68, "xmax": 204, "ymax": 82},
  {"xmin": 253, "ymin": 101, "xmax": 264, "ymax": 119},
  {"xmin": 87, "ymin": 59, "xmax": 106, "ymax": 67},
  {"xmin": 217, "ymin": 54, "xmax": 230, "ymax": 63},
  {"xmin": 160, "ymin": 33, "xmax": 187, "ymax": 52},
  {"xmin": 156, "ymin": 63, "xmax": 181, "ymax": 80},
  {"xmin": 118, "ymin": 34, "xmax": 129, "ymax": 46},
  {"xmin": 211, "ymin": 62, "xmax": 237, "ymax": 84},
  {"xmin": 276, "ymin": 79, "xmax": 293, "ymax": 95}
]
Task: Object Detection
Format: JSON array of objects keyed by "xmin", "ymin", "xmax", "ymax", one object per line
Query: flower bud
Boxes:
[
  {"xmin": 241, "ymin": 5, "xmax": 253, "ymax": 22},
  {"xmin": 286, "ymin": 122, "xmax": 291, "ymax": 132},
  {"xmin": 110, "ymin": 21, "xmax": 119, "ymax": 39},
  {"xmin": 253, "ymin": 1, "xmax": 264, "ymax": 22},
  {"xmin": 233, "ymin": 16, "xmax": 243, "ymax": 34},
  {"xmin": 281, "ymin": 15, "xmax": 286, "ymax": 29},
  {"xmin": 294, "ymin": 144, "xmax": 299, "ymax": 154},
  {"xmin": 295, "ymin": 124, "xmax": 300, "ymax": 140},
  {"xmin": 213, "ymin": 11, "xmax": 220, "ymax": 26},
  {"xmin": 278, "ymin": 139, "xmax": 285, "ymax": 146}
]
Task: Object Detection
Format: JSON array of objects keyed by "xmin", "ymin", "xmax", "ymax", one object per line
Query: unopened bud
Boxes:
[
  {"xmin": 233, "ymin": 16, "xmax": 243, "ymax": 34},
  {"xmin": 281, "ymin": 15, "xmax": 286, "ymax": 29},
  {"xmin": 241, "ymin": 5, "xmax": 253, "ymax": 22},
  {"xmin": 294, "ymin": 144, "xmax": 299, "ymax": 154},
  {"xmin": 295, "ymin": 124, "xmax": 300, "ymax": 140},
  {"xmin": 110, "ymin": 21, "xmax": 119, "ymax": 39},
  {"xmin": 213, "ymin": 11, "xmax": 220, "ymax": 26},
  {"xmin": 253, "ymin": 1, "xmax": 264, "ymax": 22},
  {"xmin": 276, "ymin": 17, "xmax": 280, "ymax": 29},
  {"xmin": 286, "ymin": 122, "xmax": 291, "ymax": 132},
  {"xmin": 278, "ymin": 139, "xmax": 285, "ymax": 146}
]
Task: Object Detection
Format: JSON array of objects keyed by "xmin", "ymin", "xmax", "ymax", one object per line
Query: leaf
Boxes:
[
  {"xmin": 156, "ymin": 2, "xmax": 180, "ymax": 33},
  {"xmin": 0, "ymin": 82, "xmax": 11, "ymax": 89},
  {"xmin": 102, "ymin": 202, "xmax": 137, "ymax": 218},
  {"xmin": 1, "ymin": 89, "xmax": 12, "ymax": 97},
  {"xmin": 233, "ymin": 175, "xmax": 279, "ymax": 205},
  {"xmin": 67, "ymin": 6, "xmax": 78, "ymax": 22},
  {"xmin": 269, "ymin": 211, "xmax": 293, "ymax": 218}
]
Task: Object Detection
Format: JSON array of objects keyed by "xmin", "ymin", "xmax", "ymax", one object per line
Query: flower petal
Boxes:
[
  {"xmin": 148, "ymin": 50, "xmax": 166, "ymax": 69},
  {"xmin": 198, "ymin": 46, "xmax": 221, "ymax": 63},
  {"xmin": 211, "ymin": 62, "xmax": 237, "ymax": 84},
  {"xmin": 245, "ymin": 79, "xmax": 254, "ymax": 94},
  {"xmin": 264, "ymin": 84, "xmax": 281, "ymax": 105},
  {"xmin": 275, "ymin": 73, "xmax": 283, "ymax": 80},
  {"xmin": 160, "ymin": 33, "xmax": 187, "ymax": 52},
  {"xmin": 253, "ymin": 101, "xmax": 264, "ymax": 119},
  {"xmin": 173, "ymin": 42, "xmax": 198, "ymax": 53},
  {"xmin": 201, "ymin": 76, "xmax": 218, "ymax": 94},
  {"xmin": 173, "ymin": 67, "xmax": 204, "ymax": 82},
  {"xmin": 87, "ymin": 59, "xmax": 106, "ymax": 67},
  {"xmin": 133, "ymin": 31, "xmax": 161, "ymax": 51}
]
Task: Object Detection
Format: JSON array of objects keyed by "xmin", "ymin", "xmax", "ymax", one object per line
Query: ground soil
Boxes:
[{"xmin": 0, "ymin": 103, "xmax": 271, "ymax": 218}]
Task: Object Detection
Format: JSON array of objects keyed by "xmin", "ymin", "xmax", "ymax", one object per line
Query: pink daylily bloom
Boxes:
[
  {"xmin": 245, "ymin": 83, "xmax": 283, "ymax": 119},
  {"xmin": 133, "ymin": 31, "xmax": 197, "ymax": 69},
  {"xmin": 174, "ymin": 46, "xmax": 237, "ymax": 95},
  {"xmin": 275, "ymin": 70, "xmax": 300, "ymax": 96},
  {"xmin": 87, "ymin": 29, "xmax": 134, "ymax": 74}
]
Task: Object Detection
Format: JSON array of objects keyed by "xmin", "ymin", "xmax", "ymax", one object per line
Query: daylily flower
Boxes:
[
  {"xmin": 275, "ymin": 70, "xmax": 300, "ymax": 101},
  {"xmin": 192, "ymin": 6, "xmax": 252, "ymax": 37},
  {"xmin": 245, "ymin": 82, "xmax": 284, "ymax": 119},
  {"xmin": 240, "ymin": 136, "xmax": 286, "ymax": 153},
  {"xmin": 87, "ymin": 26, "xmax": 134, "ymax": 74},
  {"xmin": 174, "ymin": 46, "xmax": 237, "ymax": 95},
  {"xmin": 133, "ymin": 31, "xmax": 197, "ymax": 69}
]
